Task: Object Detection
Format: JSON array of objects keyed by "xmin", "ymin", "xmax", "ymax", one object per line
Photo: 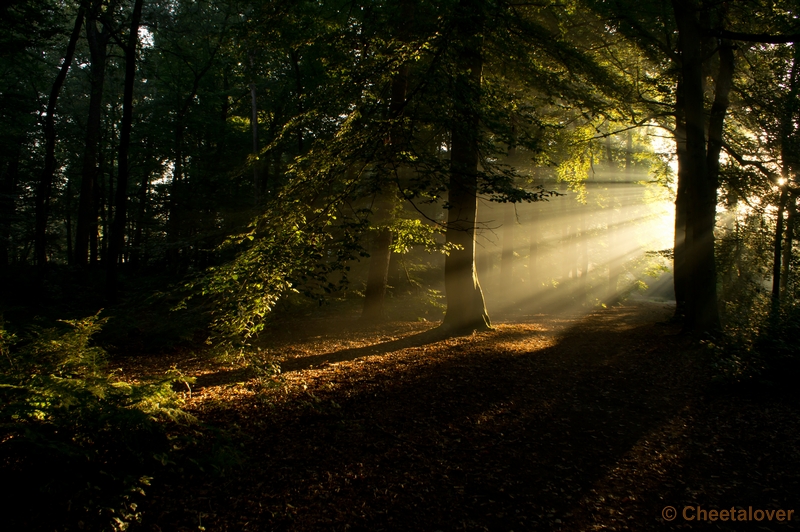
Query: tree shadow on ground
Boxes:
[
  {"xmin": 280, "ymin": 325, "xmax": 470, "ymax": 372},
  {"xmin": 144, "ymin": 303, "xmax": 800, "ymax": 531}
]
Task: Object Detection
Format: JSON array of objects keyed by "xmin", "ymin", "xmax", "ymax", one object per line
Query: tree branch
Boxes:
[{"xmin": 708, "ymin": 29, "xmax": 800, "ymax": 44}]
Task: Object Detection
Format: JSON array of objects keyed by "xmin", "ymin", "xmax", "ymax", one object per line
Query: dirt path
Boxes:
[{"xmin": 138, "ymin": 302, "xmax": 800, "ymax": 531}]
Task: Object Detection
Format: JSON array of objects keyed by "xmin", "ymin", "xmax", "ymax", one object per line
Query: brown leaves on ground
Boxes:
[{"xmin": 127, "ymin": 302, "xmax": 800, "ymax": 531}]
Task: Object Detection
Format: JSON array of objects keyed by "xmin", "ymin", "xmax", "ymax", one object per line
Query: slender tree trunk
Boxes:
[
  {"xmin": 166, "ymin": 66, "xmax": 211, "ymax": 270},
  {"xmin": 64, "ymin": 174, "xmax": 74, "ymax": 265},
  {"xmin": 673, "ymin": 81, "xmax": 689, "ymax": 320},
  {"xmin": 290, "ymin": 49, "xmax": 304, "ymax": 154},
  {"xmin": 706, "ymin": 40, "xmax": 733, "ymax": 189},
  {"xmin": 92, "ymin": 167, "xmax": 100, "ymax": 264},
  {"xmin": 107, "ymin": 0, "xmax": 143, "ymax": 301},
  {"xmin": 779, "ymin": 46, "xmax": 800, "ymax": 300},
  {"xmin": 75, "ymin": 13, "xmax": 109, "ymax": 267},
  {"xmin": 528, "ymin": 200, "xmax": 540, "ymax": 289},
  {"xmin": 361, "ymin": 74, "xmax": 408, "ymax": 317},
  {"xmin": 579, "ymin": 205, "xmax": 589, "ymax": 298},
  {"xmin": 772, "ymin": 185, "xmax": 788, "ymax": 310},
  {"xmin": 361, "ymin": 37, "xmax": 411, "ymax": 320},
  {"xmin": 362, "ymin": 207, "xmax": 394, "ymax": 319},
  {"xmin": 250, "ymin": 81, "xmax": 260, "ymax": 203},
  {"xmin": 35, "ymin": 3, "xmax": 86, "ymax": 266},
  {"xmin": 607, "ymin": 137, "xmax": 624, "ymax": 304},
  {"xmin": 0, "ymin": 137, "xmax": 22, "ymax": 271},
  {"xmin": 167, "ymin": 127, "xmax": 184, "ymax": 269},
  {"xmin": 500, "ymin": 202, "xmax": 515, "ymax": 299},
  {"xmin": 442, "ymin": 0, "xmax": 490, "ymax": 331},
  {"xmin": 130, "ymin": 165, "xmax": 149, "ymax": 267},
  {"xmin": 782, "ymin": 192, "xmax": 795, "ymax": 294}
]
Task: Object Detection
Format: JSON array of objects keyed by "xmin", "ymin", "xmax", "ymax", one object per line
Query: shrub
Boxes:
[{"xmin": 0, "ymin": 314, "xmax": 194, "ymax": 531}]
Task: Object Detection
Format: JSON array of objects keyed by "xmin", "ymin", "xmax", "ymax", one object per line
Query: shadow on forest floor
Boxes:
[
  {"xmin": 280, "ymin": 326, "xmax": 454, "ymax": 372},
  {"xmin": 109, "ymin": 301, "xmax": 800, "ymax": 531}
]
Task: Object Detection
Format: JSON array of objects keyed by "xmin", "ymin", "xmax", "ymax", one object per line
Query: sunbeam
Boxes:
[{"xmin": 476, "ymin": 180, "xmax": 674, "ymax": 318}]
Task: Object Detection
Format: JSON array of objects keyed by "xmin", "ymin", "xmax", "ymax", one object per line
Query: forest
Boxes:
[{"xmin": 2, "ymin": 0, "xmax": 800, "ymax": 529}]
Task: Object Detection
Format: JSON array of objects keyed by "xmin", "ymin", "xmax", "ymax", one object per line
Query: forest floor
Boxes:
[{"xmin": 123, "ymin": 300, "xmax": 800, "ymax": 531}]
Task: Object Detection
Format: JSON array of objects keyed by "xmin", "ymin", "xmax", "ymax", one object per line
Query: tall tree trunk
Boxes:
[
  {"xmin": 673, "ymin": 80, "xmax": 689, "ymax": 320},
  {"xmin": 500, "ymin": 202, "xmax": 515, "ymax": 299},
  {"xmin": 579, "ymin": 205, "xmax": 589, "ymax": 298},
  {"xmin": 130, "ymin": 163, "xmax": 150, "ymax": 267},
  {"xmin": 35, "ymin": 3, "xmax": 86, "ymax": 266},
  {"xmin": 167, "ymin": 127, "xmax": 184, "ymax": 269},
  {"xmin": 782, "ymin": 192, "xmax": 795, "ymax": 294},
  {"xmin": 107, "ymin": 0, "xmax": 144, "ymax": 301},
  {"xmin": 528, "ymin": 200, "xmax": 540, "ymax": 289},
  {"xmin": 166, "ymin": 65, "xmax": 213, "ymax": 270},
  {"xmin": 248, "ymin": 53, "xmax": 261, "ymax": 203},
  {"xmin": 778, "ymin": 45, "xmax": 800, "ymax": 301},
  {"xmin": 361, "ymin": 1, "xmax": 413, "ymax": 320},
  {"xmin": 772, "ymin": 185, "xmax": 788, "ymax": 310},
  {"xmin": 64, "ymin": 173, "xmax": 74, "ymax": 265},
  {"xmin": 0, "ymin": 137, "xmax": 23, "ymax": 271},
  {"xmin": 361, "ymin": 66, "xmax": 409, "ymax": 319},
  {"xmin": 290, "ymin": 49, "xmax": 304, "ymax": 154},
  {"xmin": 75, "ymin": 12, "xmax": 109, "ymax": 267},
  {"xmin": 673, "ymin": 0, "xmax": 721, "ymax": 332},
  {"xmin": 442, "ymin": 0, "xmax": 490, "ymax": 331},
  {"xmin": 706, "ymin": 40, "xmax": 733, "ymax": 188},
  {"xmin": 250, "ymin": 80, "xmax": 260, "ymax": 203},
  {"xmin": 607, "ymin": 137, "xmax": 624, "ymax": 304},
  {"xmin": 94, "ymin": 160, "xmax": 103, "ymax": 265},
  {"xmin": 362, "ymin": 202, "xmax": 394, "ymax": 320}
]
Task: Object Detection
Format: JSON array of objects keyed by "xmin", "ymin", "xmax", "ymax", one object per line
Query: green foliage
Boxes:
[
  {"xmin": 182, "ymin": 188, "xmax": 365, "ymax": 353},
  {"xmin": 0, "ymin": 314, "xmax": 192, "ymax": 428},
  {"xmin": 713, "ymin": 299, "xmax": 800, "ymax": 386},
  {"xmin": 0, "ymin": 314, "xmax": 194, "ymax": 530}
]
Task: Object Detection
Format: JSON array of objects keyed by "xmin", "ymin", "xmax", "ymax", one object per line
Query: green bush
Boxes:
[{"xmin": 0, "ymin": 314, "xmax": 194, "ymax": 531}]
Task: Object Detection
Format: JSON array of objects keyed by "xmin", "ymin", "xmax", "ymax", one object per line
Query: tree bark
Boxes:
[
  {"xmin": 361, "ymin": 3, "xmax": 413, "ymax": 320},
  {"xmin": 75, "ymin": 9, "xmax": 109, "ymax": 267},
  {"xmin": 673, "ymin": 79, "xmax": 689, "ymax": 320},
  {"xmin": 250, "ymin": 81, "xmax": 260, "ymax": 203},
  {"xmin": 107, "ymin": 0, "xmax": 144, "ymax": 301},
  {"xmin": 0, "ymin": 137, "xmax": 22, "ymax": 270},
  {"xmin": 772, "ymin": 185, "xmax": 788, "ymax": 309},
  {"xmin": 778, "ymin": 45, "xmax": 800, "ymax": 300},
  {"xmin": 673, "ymin": 0, "xmax": 721, "ymax": 332},
  {"xmin": 167, "ymin": 126, "xmax": 184, "ymax": 269},
  {"xmin": 442, "ymin": 0, "xmax": 490, "ymax": 331},
  {"xmin": 34, "ymin": 3, "xmax": 86, "ymax": 266},
  {"xmin": 166, "ymin": 60, "xmax": 216, "ymax": 270},
  {"xmin": 361, "ymin": 66, "xmax": 409, "ymax": 320},
  {"xmin": 362, "ymin": 211, "xmax": 394, "ymax": 319},
  {"xmin": 606, "ymin": 136, "xmax": 625, "ymax": 304},
  {"xmin": 290, "ymin": 49, "xmax": 304, "ymax": 154},
  {"xmin": 782, "ymin": 192, "xmax": 795, "ymax": 294},
  {"xmin": 130, "ymin": 160, "xmax": 150, "ymax": 267}
]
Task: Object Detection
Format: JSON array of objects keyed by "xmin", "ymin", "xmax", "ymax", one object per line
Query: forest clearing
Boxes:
[{"xmin": 6, "ymin": 299, "xmax": 800, "ymax": 530}]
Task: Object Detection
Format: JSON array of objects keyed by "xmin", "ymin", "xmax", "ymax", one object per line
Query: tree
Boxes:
[
  {"xmin": 106, "ymin": 0, "xmax": 144, "ymax": 300},
  {"xmin": 361, "ymin": 0, "xmax": 414, "ymax": 321},
  {"xmin": 34, "ymin": 0, "xmax": 86, "ymax": 267},
  {"xmin": 74, "ymin": 0, "xmax": 113, "ymax": 267},
  {"xmin": 441, "ymin": 0, "xmax": 491, "ymax": 330}
]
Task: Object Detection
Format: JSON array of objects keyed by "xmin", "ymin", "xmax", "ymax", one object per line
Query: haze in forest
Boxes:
[{"xmin": 5, "ymin": 0, "xmax": 800, "ymax": 529}]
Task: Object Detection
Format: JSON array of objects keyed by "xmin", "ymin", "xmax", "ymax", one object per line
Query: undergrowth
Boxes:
[
  {"xmin": 713, "ymin": 296, "xmax": 800, "ymax": 387},
  {"xmin": 0, "ymin": 314, "xmax": 195, "ymax": 531}
]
